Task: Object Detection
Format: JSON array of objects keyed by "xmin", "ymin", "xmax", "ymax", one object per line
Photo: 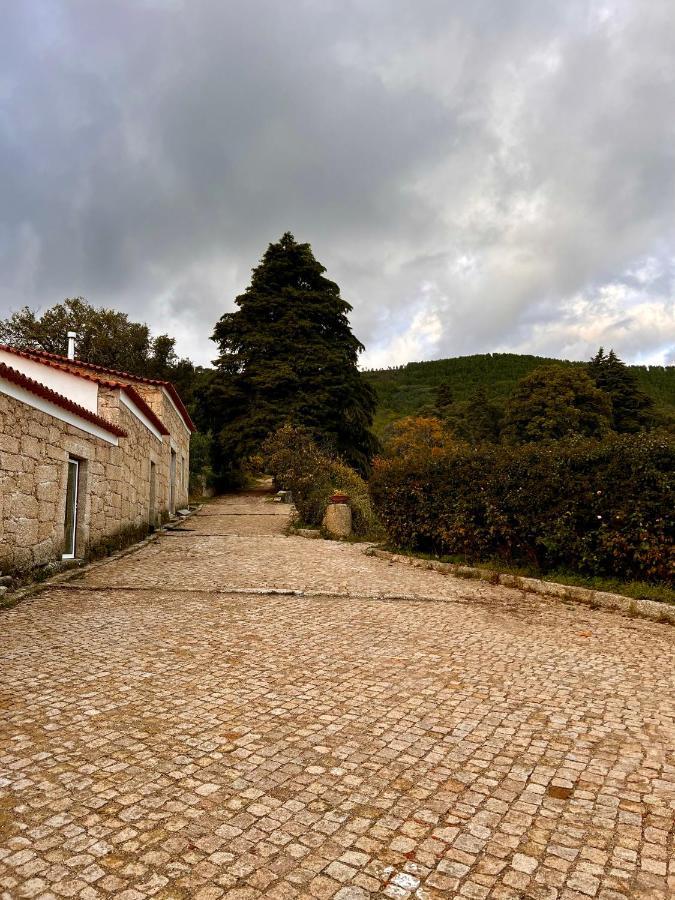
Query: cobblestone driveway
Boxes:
[{"xmin": 1, "ymin": 491, "xmax": 674, "ymax": 900}]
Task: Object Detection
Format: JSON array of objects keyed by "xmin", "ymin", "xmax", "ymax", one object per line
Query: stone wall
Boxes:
[
  {"xmin": 132, "ymin": 385, "xmax": 191, "ymax": 512},
  {"xmin": 50, "ymin": 361, "xmax": 191, "ymax": 505},
  {"xmin": 41, "ymin": 360, "xmax": 193, "ymax": 513},
  {"xmin": 0, "ymin": 384, "xmax": 185, "ymax": 577}
]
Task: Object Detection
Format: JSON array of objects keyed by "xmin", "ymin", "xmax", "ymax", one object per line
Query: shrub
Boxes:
[
  {"xmin": 370, "ymin": 432, "xmax": 674, "ymax": 583},
  {"xmin": 262, "ymin": 425, "xmax": 380, "ymax": 537},
  {"xmin": 189, "ymin": 431, "xmax": 217, "ymax": 498}
]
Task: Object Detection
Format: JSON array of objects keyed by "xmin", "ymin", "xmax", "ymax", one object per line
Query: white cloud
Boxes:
[
  {"xmin": 504, "ymin": 258, "xmax": 675, "ymax": 364},
  {"xmin": 362, "ymin": 308, "xmax": 443, "ymax": 369},
  {"xmin": 0, "ymin": 0, "xmax": 673, "ymax": 368}
]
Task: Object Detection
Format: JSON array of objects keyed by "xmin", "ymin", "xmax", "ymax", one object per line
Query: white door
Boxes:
[
  {"xmin": 63, "ymin": 458, "xmax": 79, "ymax": 558},
  {"xmin": 170, "ymin": 449, "xmax": 176, "ymax": 514},
  {"xmin": 149, "ymin": 461, "xmax": 156, "ymax": 529}
]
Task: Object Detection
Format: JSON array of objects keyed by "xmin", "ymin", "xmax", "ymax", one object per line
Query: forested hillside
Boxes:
[{"xmin": 364, "ymin": 353, "xmax": 675, "ymax": 435}]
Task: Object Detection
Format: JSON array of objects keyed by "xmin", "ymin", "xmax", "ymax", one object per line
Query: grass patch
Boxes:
[
  {"xmin": 0, "ymin": 595, "xmax": 20, "ymax": 611},
  {"xmin": 377, "ymin": 545, "xmax": 675, "ymax": 605}
]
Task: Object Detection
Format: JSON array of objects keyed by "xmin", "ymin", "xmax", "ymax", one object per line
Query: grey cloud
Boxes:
[{"xmin": 0, "ymin": 0, "xmax": 673, "ymax": 366}]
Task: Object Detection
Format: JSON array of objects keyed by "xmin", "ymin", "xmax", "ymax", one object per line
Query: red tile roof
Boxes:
[
  {"xmin": 0, "ymin": 362, "xmax": 128, "ymax": 438},
  {"xmin": 0, "ymin": 344, "xmax": 196, "ymax": 432}
]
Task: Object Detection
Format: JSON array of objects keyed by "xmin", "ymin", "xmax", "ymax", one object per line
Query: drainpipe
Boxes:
[{"xmin": 67, "ymin": 331, "xmax": 77, "ymax": 360}]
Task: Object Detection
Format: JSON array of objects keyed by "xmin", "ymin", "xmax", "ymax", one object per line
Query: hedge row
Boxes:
[{"xmin": 369, "ymin": 433, "xmax": 674, "ymax": 583}]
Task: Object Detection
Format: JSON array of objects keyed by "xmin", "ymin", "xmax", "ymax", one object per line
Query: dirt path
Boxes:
[{"xmin": 1, "ymin": 491, "xmax": 674, "ymax": 899}]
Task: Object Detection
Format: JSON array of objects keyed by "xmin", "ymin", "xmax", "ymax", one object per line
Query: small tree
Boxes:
[
  {"xmin": 587, "ymin": 348, "xmax": 654, "ymax": 433},
  {"xmin": 503, "ymin": 365, "xmax": 612, "ymax": 444},
  {"xmin": 434, "ymin": 383, "xmax": 454, "ymax": 417},
  {"xmin": 209, "ymin": 233, "xmax": 378, "ymax": 478},
  {"xmin": 383, "ymin": 416, "xmax": 453, "ymax": 458},
  {"xmin": 447, "ymin": 386, "xmax": 504, "ymax": 444}
]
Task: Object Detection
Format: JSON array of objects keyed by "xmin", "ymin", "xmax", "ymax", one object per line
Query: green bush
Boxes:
[
  {"xmin": 370, "ymin": 432, "xmax": 674, "ymax": 583},
  {"xmin": 189, "ymin": 431, "xmax": 217, "ymax": 498},
  {"xmin": 262, "ymin": 425, "xmax": 380, "ymax": 537}
]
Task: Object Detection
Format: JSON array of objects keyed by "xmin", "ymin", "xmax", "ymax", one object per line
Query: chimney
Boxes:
[{"xmin": 67, "ymin": 331, "xmax": 77, "ymax": 360}]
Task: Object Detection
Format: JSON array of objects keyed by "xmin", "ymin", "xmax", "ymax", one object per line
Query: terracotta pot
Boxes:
[{"xmin": 330, "ymin": 492, "xmax": 350, "ymax": 505}]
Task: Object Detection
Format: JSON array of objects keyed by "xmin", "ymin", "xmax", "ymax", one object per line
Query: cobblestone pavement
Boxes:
[{"xmin": 1, "ymin": 491, "xmax": 674, "ymax": 900}]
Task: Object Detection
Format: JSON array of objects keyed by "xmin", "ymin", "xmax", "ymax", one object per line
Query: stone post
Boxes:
[{"xmin": 323, "ymin": 492, "xmax": 352, "ymax": 538}]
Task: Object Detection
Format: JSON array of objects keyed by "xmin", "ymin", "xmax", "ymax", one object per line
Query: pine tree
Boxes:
[
  {"xmin": 434, "ymin": 383, "xmax": 454, "ymax": 417},
  {"xmin": 209, "ymin": 233, "xmax": 378, "ymax": 479},
  {"xmin": 587, "ymin": 348, "xmax": 654, "ymax": 433},
  {"xmin": 454, "ymin": 387, "xmax": 504, "ymax": 444}
]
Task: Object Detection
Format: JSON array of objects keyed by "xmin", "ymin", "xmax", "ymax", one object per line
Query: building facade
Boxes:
[{"xmin": 0, "ymin": 345, "xmax": 194, "ymax": 577}]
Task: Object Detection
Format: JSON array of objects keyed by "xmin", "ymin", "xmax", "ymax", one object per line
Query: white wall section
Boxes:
[
  {"xmin": 0, "ymin": 350, "xmax": 99, "ymax": 412},
  {"xmin": 0, "ymin": 377, "xmax": 118, "ymax": 445}
]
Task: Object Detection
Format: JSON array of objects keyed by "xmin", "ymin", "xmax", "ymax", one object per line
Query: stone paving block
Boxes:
[{"xmin": 1, "ymin": 492, "xmax": 674, "ymax": 898}]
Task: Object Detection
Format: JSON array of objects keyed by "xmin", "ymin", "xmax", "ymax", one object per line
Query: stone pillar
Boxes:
[{"xmin": 323, "ymin": 502, "xmax": 352, "ymax": 538}]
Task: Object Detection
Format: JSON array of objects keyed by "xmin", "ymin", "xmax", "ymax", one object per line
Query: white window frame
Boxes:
[{"xmin": 62, "ymin": 457, "xmax": 80, "ymax": 559}]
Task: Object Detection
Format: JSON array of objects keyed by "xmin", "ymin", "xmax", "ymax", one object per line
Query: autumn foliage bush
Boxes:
[
  {"xmin": 262, "ymin": 425, "xmax": 380, "ymax": 537},
  {"xmin": 370, "ymin": 432, "xmax": 674, "ymax": 583}
]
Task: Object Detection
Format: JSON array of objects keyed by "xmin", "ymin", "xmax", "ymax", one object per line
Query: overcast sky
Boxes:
[{"xmin": 1, "ymin": 1, "xmax": 674, "ymax": 368}]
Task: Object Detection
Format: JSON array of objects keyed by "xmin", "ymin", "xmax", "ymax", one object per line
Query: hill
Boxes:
[{"xmin": 363, "ymin": 353, "xmax": 675, "ymax": 436}]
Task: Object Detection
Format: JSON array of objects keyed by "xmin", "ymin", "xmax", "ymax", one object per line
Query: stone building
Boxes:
[{"xmin": 0, "ymin": 344, "xmax": 195, "ymax": 577}]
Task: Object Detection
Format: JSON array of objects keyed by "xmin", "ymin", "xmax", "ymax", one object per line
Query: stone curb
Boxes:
[
  {"xmin": 1, "ymin": 506, "xmax": 203, "ymax": 610},
  {"xmin": 365, "ymin": 548, "xmax": 675, "ymax": 625},
  {"xmin": 288, "ymin": 527, "xmax": 322, "ymax": 539}
]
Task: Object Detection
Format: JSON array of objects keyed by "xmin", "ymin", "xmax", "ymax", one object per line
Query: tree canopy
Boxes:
[
  {"xmin": 364, "ymin": 352, "xmax": 674, "ymax": 437},
  {"xmin": 208, "ymin": 233, "xmax": 378, "ymax": 478},
  {"xmin": 503, "ymin": 365, "xmax": 612, "ymax": 444},
  {"xmin": 0, "ymin": 297, "xmax": 194, "ymax": 384}
]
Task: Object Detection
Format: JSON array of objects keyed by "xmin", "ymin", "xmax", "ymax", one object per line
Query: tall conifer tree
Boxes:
[
  {"xmin": 208, "ymin": 233, "xmax": 378, "ymax": 478},
  {"xmin": 587, "ymin": 348, "xmax": 654, "ymax": 433}
]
